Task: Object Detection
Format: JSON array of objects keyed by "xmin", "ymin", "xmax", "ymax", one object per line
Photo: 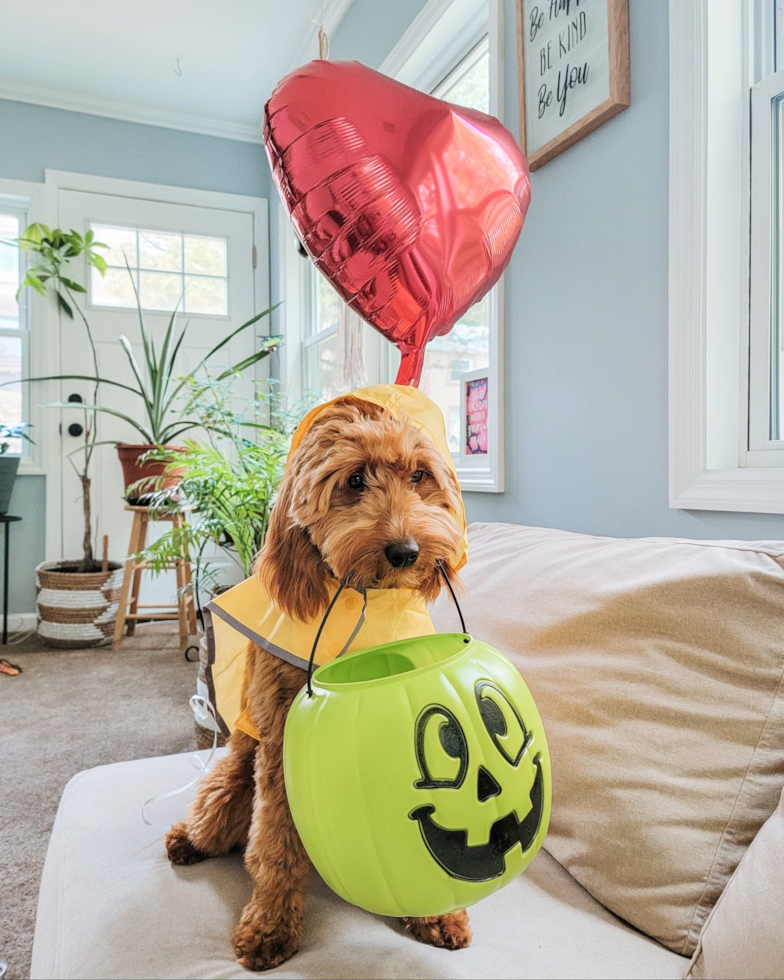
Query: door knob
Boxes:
[{"xmin": 68, "ymin": 423, "xmax": 84, "ymax": 437}]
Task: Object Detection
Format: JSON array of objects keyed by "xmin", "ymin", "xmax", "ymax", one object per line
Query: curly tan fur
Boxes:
[{"xmin": 166, "ymin": 398, "xmax": 470, "ymax": 970}]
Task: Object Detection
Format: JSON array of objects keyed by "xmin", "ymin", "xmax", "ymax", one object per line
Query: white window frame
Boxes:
[
  {"xmin": 0, "ymin": 178, "xmax": 48, "ymax": 477},
  {"xmin": 668, "ymin": 0, "xmax": 784, "ymax": 513},
  {"xmin": 378, "ymin": 0, "xmax": 505, "ymax": 492},
  {"xmin": 278, "ymin": 0, "xmax": 505, "ymax": 491}
]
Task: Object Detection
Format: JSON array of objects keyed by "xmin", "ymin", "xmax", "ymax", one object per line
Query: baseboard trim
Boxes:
[{"xmin": 6, "ymin": 612, "xmax": 37, "ymax": 634}]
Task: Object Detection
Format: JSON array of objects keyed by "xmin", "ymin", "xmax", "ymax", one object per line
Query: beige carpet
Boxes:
[{"xmin": 1, "ymin": 625, "xmax": 198, "ymax": 980}]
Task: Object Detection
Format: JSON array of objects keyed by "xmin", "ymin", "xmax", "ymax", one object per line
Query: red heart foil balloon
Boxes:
[{"xmin": 264, "ymin": 60, "xmax": 531, "ymax": 386}]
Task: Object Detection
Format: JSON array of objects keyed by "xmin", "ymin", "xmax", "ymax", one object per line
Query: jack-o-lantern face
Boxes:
[
  {"xmin": 284, "ymin": 634, "xmax": 551, "ymax": 918},
  {"xmin": 409, "ymin": 680, "xmax": 545, "ymax": 882}
]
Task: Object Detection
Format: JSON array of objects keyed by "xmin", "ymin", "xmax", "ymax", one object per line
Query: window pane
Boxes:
[
  {"xmin": 91, "ymin": 225, "xmax": 137, "ymax": 267},
  {"xmin": 139, "ymin": 230, "xmax": 182, "ymax": 272},
  {"xmin": 306, "ymin": 333, "xmax": 340, "ymax": 400},
  {"xmin": 316, "ymin": 275, "xmax": 339, "ymax": 333},
  {"xmin": 418, "ymin": 296, "xmax": 490, "ymax": 455},
  {"xmin": 184, "ymin": 236, "xmax": 227, "ymax": 276},
  {"xmin": 88, "ymin": 223, "xmax": 229, "ymax": 316},
  {"xmin": 437, "ymin": 41, "xmax": 490, "ymax": 113},
  {"xmin": 139, "ymin": 271, "xmax": 183, "ymax": 312},
  {"xmin": 91, "ymin": 266, "xmax": 137, "ymax": 308},
  {"xmin": 774, "ymin": 95, "xmax": 784, "ymax": 440},
  {"xmin": 0, "ymin": 334, "xmax": 23, "ymax": 451},
  {"xmin": 0, "ymin": 213, "xmax": 20, "ymax": 331},
  {"xmin": 184, "ymin": 275, "xmax": 227, "ymax": 315}
]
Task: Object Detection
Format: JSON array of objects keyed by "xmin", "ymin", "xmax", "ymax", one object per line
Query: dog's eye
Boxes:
[
  {"xmin": 347, "ymin": 473, "xmax": 365, "ymax": 491},
  {"xmin": 411, "ymin": 470, "xmax": 425, "ymax": 483}
]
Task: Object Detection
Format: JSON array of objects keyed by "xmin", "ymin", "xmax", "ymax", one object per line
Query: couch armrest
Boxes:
[{"xmin": 686, "ymin": 784, "xmax": 784, "ymax": 979}]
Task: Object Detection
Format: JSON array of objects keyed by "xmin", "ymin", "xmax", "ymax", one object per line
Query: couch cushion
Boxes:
[
  {"xmin": 31, "ymin": 751, "xmax": 685, "ymax": 980},
  {"xmin": 686, "ymin": 784, "xmax": 784, "ymax": 979},
  {"xmin": 431, "ymin": 523, "xmax": 784, "ymax": 956}
]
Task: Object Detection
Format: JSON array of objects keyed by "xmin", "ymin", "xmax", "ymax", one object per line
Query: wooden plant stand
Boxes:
[{"xmin": 112, "ymin": 505, "xmax": 197, "ymax": 652}]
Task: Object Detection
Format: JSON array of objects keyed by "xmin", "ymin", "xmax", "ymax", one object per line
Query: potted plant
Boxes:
[
  {"xmin": 0, "ymin": 423, "xmax": 32, "ymax": 515},
  {"xmin": 11, "ymin": 223, "xmax": 280, "ymax": 647},
  {"xmin": 136, "ymin": 376, "xmax": 315, "ymax": 748}
]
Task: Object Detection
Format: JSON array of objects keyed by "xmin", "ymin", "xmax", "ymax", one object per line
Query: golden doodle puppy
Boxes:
[{"xmin": 165, "ymin": 397, "xmax": 470, "ymax": 971}]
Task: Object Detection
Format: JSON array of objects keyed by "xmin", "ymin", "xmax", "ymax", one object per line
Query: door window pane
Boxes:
[
  {"xmin": 139, "ymin": 230, "xmax": 182, "ymax": 272},
  {"xmin": 90, "ymin": 224, "xmax": 229, "ymax": 317},
  {"xmin": 139, "ymin": 271, "xmax": 183, "ymax": 312},
  {"xmin": 91, "ymin": 266, "xmax": 137, "ymax": 308},
  {"xmin": 184, "ymin": 236, "xmax": 227, "ymax": 276},
  {"xmin": 185, "ymin": 276, "xmax": 227, "ymax": 316}
]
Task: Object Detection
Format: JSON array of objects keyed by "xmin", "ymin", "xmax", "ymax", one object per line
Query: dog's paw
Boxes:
[
  {"xmin": 403, "ymin": 911, "xmax": 473, "ymax": 950},
  {"xmin": 232, "ymin": 905, "xmax": 302, "ymax": 972},
  {"xmin": 165, "ymin": 822, "xmax": 207, "ymax": 866}
]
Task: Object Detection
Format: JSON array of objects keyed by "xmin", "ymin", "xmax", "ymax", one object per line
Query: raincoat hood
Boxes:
[{"xmin": 203, "ymin": 384, "xmax": 468, "ymax": 740}]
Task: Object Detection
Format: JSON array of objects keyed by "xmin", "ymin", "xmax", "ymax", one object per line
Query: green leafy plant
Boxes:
[
  {"xmin": 136, "ymin": 378, "xmax": 317, "ymax": 602},
  {"xmin": 9, "ymin": 223, "xmax": 282, "ymax": 572}
]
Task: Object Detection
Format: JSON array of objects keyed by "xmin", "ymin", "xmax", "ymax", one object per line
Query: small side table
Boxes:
[{"xmin": 0, "ymin": 515, "xmax": 22, "ymax": 644}]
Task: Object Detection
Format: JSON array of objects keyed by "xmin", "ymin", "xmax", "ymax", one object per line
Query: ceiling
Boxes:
[{"xmin": 0, "ymin": 0, "xmax": 351, "ymax": 142}]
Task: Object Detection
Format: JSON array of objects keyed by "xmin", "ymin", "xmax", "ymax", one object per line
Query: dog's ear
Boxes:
[{"xmin": 256, "ymin": 468, "xmax": 329, "ymax": 622}]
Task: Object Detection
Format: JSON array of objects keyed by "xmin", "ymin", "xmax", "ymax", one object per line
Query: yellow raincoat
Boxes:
[{"xmin": 203, "ymin": 384, "xmax": 468, "ymax": 740}]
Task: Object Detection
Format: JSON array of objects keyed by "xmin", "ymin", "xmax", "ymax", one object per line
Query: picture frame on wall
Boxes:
[
  {"xmin": 516, "ymin": 0, "xmax": 630, "ymax": 171},
  {"xmin": 461, "ymin": 368, "xmax": 490, "ymax": 464}
]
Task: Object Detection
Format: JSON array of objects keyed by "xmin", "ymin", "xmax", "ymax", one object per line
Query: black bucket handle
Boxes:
[{"xmin": 306, "ymin": 561, "xmax": 467, "ymax": 697}]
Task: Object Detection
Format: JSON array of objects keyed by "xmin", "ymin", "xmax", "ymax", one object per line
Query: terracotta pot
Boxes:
[
  {"xmin": 36, "ymin": 560, "xmax": 124, "ymax": 648},
  {"xmin": 116, "ymin": 444, "xmax": 184, "ymax": 503}
]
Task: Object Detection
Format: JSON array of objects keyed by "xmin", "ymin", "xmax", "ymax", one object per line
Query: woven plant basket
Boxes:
[{"xmin": 36, "ymin": 561, "xmax": 124, "ymax": 649}]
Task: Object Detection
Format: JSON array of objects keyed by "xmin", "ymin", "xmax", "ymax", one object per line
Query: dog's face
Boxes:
[{"xmin": 258, "ymin": 398, "xmax": 464, "ymax": 621}]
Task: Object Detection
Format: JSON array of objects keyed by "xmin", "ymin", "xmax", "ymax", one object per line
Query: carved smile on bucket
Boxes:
[{"xmin": 409, "ymin": 755, "xmax": 545, "ymax": 883}]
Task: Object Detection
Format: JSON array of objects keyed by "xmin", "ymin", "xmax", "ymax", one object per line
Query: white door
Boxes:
[{"xmin": 54, "ymin": 185, "xmax": 266, "ymax": 605}]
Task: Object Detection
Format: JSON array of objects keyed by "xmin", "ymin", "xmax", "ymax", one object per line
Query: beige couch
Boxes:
[{"xmin": 31, "ymin": 524, "xmax": 784, "ymax": 979}]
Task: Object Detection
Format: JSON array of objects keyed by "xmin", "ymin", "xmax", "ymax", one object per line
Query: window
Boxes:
[
  {"xmin": 0, "ymin": 203, "xmax": 29, "ymax": 454},
  {"xmin": 379, "ymin": 0, "xmax": 505, "ymax": 491},
  {"xmin": 415, "ymin": 37, "xmax": 491, "ymax": 450},
  {"xmin": 749, "ymin": 4, "xmax": 784, "ymax": 462},
  {"xmin": 669, "ymin": 0, "xmax": 784, "ymax": 513},
  {"xmin": 89, "ymin": 224, "xmax": 229, "ymax": 317},
  {"xmin": 303, "ymin": 267, "xmax": 341, "ymax": 400},
  {"xmin": 282, "ymin": 0, "xmax": 505, "ymax": 490}
]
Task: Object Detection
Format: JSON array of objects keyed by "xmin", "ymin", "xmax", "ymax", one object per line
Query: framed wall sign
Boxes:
[
  {"xmin": 516, "ymin": 0, "xmax": 630, "ymax": 171},
  {"xmin": 461, "ymin": 369, "xmax": 490, "ymax": 462}
]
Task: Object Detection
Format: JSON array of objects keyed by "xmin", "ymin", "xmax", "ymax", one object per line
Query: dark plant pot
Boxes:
[
  {"xmin": 0, "ymin": 455, "xmax": 20, "ymax": 515},
  {"xmin": 116, "ymin": 444, "xmax": 184, "ymax": 503}
]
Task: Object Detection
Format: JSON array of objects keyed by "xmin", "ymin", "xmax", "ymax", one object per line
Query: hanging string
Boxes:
[
  {"xmin": 141, "ymin": 695, "xmax": 219, "ymax": 827},
  {"xmin": 338, "ymin": 302, "xmax": 368, "ymax": 391},
  {"xmin": 317, "ymin": 0, "xmax": 330, "ymax": 60}
]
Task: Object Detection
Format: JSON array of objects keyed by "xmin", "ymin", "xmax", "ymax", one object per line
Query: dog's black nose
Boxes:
[{"xmin": 385, "ymin": 539, "xmax": 419, "ymax": 568}]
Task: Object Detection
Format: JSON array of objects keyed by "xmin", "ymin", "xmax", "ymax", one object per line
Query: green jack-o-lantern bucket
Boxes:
[{"xmin": 283, "ymin": 585, "xmax": 551, "ymax": 918}]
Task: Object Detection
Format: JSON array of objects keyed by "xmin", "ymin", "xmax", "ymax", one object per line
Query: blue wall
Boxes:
[
  {"xmin": 0, "ymin": 99, "xmax": 270, "ymax": 613},
  {"xmin": 0, "ymin": 99, "xmax": 269, "ymax": 196},
  {"xmin": 331, "ymin": 0, "xmax": 784, "ymax": 540}
]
